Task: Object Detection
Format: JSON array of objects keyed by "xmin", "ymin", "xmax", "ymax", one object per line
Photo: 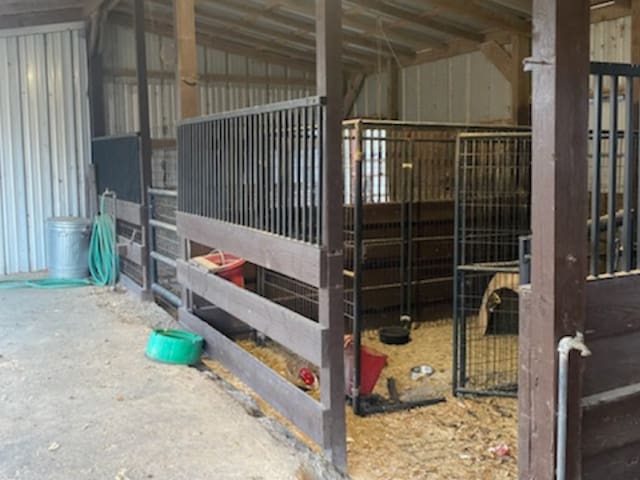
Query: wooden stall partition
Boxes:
[
  {"xmin": 519, "ymin": 0, "xmax": 591, "ymax": 478},
  {"xmin": 175, "ymin": 0, "xmax": 347, "ymax": 470}
]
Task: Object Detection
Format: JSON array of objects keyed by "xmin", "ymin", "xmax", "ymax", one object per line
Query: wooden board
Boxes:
[
  {"xmin": 179, "ymin": 308, "xmax": 327, "ymax": 445},
  {"xmin": 177, "ymin": 259, "xmax": 326, "ymax": 366},
  {"xmin": 177, "ymin": 212, "xmax": 322, "ymax": 287}
]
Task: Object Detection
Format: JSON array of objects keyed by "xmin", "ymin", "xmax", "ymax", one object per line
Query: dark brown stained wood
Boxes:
[
  {"xmin": 174, "ymin": 0, "xmax": 199, "ymax": 119},
  {"xmin": 583, "ymin": 439, "xmax": 640, "ymax": 480},
  {"xmin": 518, "ymin": 285, "xmax": 533, "ymax": 476},
  {"xmin": 0, "ymin": 7, "xmax": 84, "ymax": 29},
  {"xmin": 583, "ymin": 330, "xmax": 640, "ymax": 396},
  {"xmin": 585, "ymin": 274, "xmax": 640, "ymax": 340},
  {"xmin": 176, "ymin": 260, "xmax": 325, "ymax": 366},
  {"xmin": 582, "ymin": 383, "xmax": 640, "ymax": 457},
  {"xmin": 176, "ymin": 212, "xmax": 322, "ymax": 287},
  {"xmin": 521, "ymin": 0, "xmax": 591, "ymax": 478},
  {"xmin": 317, "ymin": 0, "xmax": 347, "ymax": 470},
  {"xmin": 102, "ymin": 198, "xmax": 143, "ymax": 226},
  {"xmin": 179, "ymin": 308, "xmax": 327, "ymax": 445},
  {"xmin": 117, "ymin": 236, "xmax": 144, "ymax": 266}
]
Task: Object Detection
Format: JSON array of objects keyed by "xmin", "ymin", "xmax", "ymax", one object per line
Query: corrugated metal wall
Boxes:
[
  {"xmin": 0, "ymin": 23, "xmax": 90, "ymax": 275},
  {"xmin": 354, "ymin": 17, "xmax": 633, "ymax": 122},
  {"xmin": 102, "ymin": 23, "xmax": 314, "ymax": 137}
]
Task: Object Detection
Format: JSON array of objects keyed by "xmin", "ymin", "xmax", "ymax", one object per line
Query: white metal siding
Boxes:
[
  {"xmin": 102, "ymin": 23, "xmax": 314, "ymax": 137},
  {"xmin": 0, "ymin": 23, "xmax": 90, "ymax": 275},
  {"xmin": 353, "ymin": 18, "xmax": 632, "ymax": 122}
]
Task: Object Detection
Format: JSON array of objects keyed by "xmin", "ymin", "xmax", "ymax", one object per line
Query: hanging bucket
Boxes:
[{"xmin": 191, "ymin": 251, "xmax": 246, "ymax": 287}]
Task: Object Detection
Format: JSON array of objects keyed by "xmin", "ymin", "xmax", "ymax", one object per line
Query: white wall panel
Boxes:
[
  {"xmin": 0, "ymin": 23, "xmax": 90, "ymax": 275},
  {"xmin": 354, "ymin": 18, "xmax": 631, "ymax": 123},
  {"xmin": 102, "ymin": 23, "xmax": 314, "ymax": 137}
]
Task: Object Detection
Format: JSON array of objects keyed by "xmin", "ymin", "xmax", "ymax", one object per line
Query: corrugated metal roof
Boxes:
[{"xmin": 0, "ymin": 23, "xmax": 90, "ymax": 275}]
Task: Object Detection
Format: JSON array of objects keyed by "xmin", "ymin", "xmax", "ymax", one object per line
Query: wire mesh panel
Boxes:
[
  {"xmin": 453, "ymin": 132, "xmax": 532, "ymax": 396},
  {"xmin": 343, "ymin": 121, "xmax": 527, "ymax": 330}
]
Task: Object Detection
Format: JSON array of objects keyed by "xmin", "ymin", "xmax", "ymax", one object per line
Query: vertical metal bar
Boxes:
[
  {"xmin": 294, "ymin": 108, "xmax": 301, "ymax": 241},
  {"xmin": 277, "ymin": 109, "xmax": 283, "ymax": 236},
  {"xmin": 310, "ymin": 106, "xmax": 317, "ymax": 243},
  {"xmin": 258, "ymin": 113, "xmax": 264, "ymax": 231},
  {"xmin": 302, "ymin": 106, "xmax": 309, "ymax": 242},
  {"xmin": 288, "ymin": 107, "xmax": 294, "ymax": 238},
  {"xmin": 352, "ymin": 151, "xmax": 363, "ymax": 415},
  {"xmin": 623, "ymin": 76, "xmax": 634, "ymax": 271},
  {"xmin": 270, "ymin": 111, "xmax": 275, "ymax": 234},
  {"xmin": 607, "ymin": 75, "xmax": 619, "ymax": 273}
]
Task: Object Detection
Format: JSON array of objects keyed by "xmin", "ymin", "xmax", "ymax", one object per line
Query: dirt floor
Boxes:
[
  {"xmin": 204, "ymin": 319, "xmax": 518, "ymax": 480},
  {"xmin": 0, "ymin": 283, "xmax": 341, "ymax": 480}
]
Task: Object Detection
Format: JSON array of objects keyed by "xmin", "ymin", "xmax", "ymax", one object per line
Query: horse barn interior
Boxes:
[{"xmin": 2, "ymin": 0, "xmax": 640, "ymax": 479}]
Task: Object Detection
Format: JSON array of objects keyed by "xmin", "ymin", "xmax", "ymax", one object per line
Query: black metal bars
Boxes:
[
  {"xmin": 589, "ymin": 62, "xmax": 640, "ymax": 276},
  {"xmin": 178, "ymin": 97, "xmax": 325, "ymax": 245}
]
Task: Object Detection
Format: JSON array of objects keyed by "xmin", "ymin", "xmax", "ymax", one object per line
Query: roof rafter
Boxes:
[{"xmin": 347, "ymin": 0, "xmax": 485, "ymax": 43}]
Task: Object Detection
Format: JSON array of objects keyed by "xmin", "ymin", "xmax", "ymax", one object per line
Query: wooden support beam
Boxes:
[
  {"xmin": 518, "ymin": 1, "xmax": 590, "ymax": 479},
  {"xmin": 0, "ymin": 7, "xmax": 84, "ymax": 29},
  {"xmin": 133, "ymin": 0, "xmax": 152, "ymax": 292},
  {"xmin": 343, "ymin": 73, "xmax": 366, "ymax": 118},
  {"xmin": 423, "ymin": 0, "xmax": 530, "ymax": 34},
  {"xmin": 480, "ymin": 40, "xmax": 513, "ymax": 82},
  {"xmin": 174, "ymin": 0, "xmax": 199, "ymax": 120},
  {"xmin": 347, "ymin": 0, "xmax": 485, "ymax": 43},
  {"xmin": 316, "ymin": 0, "xmax": 347, "ymax": 471},
  {"xmin": 511, "ymin": 35, "xmax": 531, "ymax": 125}
]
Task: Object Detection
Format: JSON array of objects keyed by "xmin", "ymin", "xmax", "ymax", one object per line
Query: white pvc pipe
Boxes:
[{"xmin": 556, "ymin": 333, "xmax": 591, "ymax": 480}]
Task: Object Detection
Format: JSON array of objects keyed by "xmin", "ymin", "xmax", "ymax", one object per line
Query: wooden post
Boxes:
[
  {"xmin": 134, "ymin": 0, "xmax": 152, "ymax": 292},
  {"xmin": 174, "ymin": 0, "xmax": 199, "ymax": 119},
  {"xmin": 519, "ymin": 1, "xmax": 590, "ymax": 479},
  {"xmin": 316, "ymin": 0, "xmax": 347, "ymax": 470},
  {"xmin": 511, "ymin": 34, "xmax": 530, "ymax": 125}
]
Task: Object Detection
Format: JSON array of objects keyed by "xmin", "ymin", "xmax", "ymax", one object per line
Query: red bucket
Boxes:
[
  {"xmin": 344, "ymin": 337, "xmax": 387, "ymax": 396},
  {"xmin": 202, "ymin": 252, "xmax": 246, "ymax": 288}
]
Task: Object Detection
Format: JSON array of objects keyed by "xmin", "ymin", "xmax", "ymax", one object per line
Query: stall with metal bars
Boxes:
[
  {"xmin": 454, "ymin": 62, "xmax": 640, "ymax": 398},
  {"xmin": 175, "ymin": 94, "xmax": 348, "ymax": 467}
]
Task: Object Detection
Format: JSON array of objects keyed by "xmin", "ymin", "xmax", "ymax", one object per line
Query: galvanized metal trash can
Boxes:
[{"xmin": 46, "ymin": 217, "xmax": 91, "ymax": 279}]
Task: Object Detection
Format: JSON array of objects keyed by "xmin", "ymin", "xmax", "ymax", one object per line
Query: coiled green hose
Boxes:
[
  {"xmin": 88, "ymin": 193, "xmax": 120, "ymax": 286},
  {"xmin": 0, "ymin": 193, "xmax": 118, "ymax": 290}
]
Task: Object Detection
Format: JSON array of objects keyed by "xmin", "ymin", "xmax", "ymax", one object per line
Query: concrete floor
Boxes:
[{"xmin": 0, "ymin": 284, "xmax": 332, "ymax": 480}]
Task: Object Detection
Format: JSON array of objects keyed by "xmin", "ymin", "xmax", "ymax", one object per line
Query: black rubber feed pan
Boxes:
[{"xmin": 379, "ymin": 326, "xmax": 411, "ymax": 345}]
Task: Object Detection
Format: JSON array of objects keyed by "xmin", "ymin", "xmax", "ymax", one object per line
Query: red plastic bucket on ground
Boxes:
[
  {"xmin": 202, "ymin": 252, "xmax": 246, "ymax": 287},
  {"xmin": 344, "ymin": 337, "xmax": 387, "ymax": 396}
]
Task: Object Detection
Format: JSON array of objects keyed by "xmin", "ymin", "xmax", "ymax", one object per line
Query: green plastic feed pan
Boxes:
[{"xmin": 146, "ymin": 329, "xmax": 203, "ymax": 365}]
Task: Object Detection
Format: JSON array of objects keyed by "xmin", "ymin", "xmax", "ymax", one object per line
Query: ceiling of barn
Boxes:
[{"xmin": 0, "ymin": 0, "xmax": 633, "ymax": 67}]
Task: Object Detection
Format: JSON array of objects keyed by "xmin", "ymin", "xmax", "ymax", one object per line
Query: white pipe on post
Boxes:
[{"xmin": 556, "ymin": 332, "xmax": 591, "ymax": 480}]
